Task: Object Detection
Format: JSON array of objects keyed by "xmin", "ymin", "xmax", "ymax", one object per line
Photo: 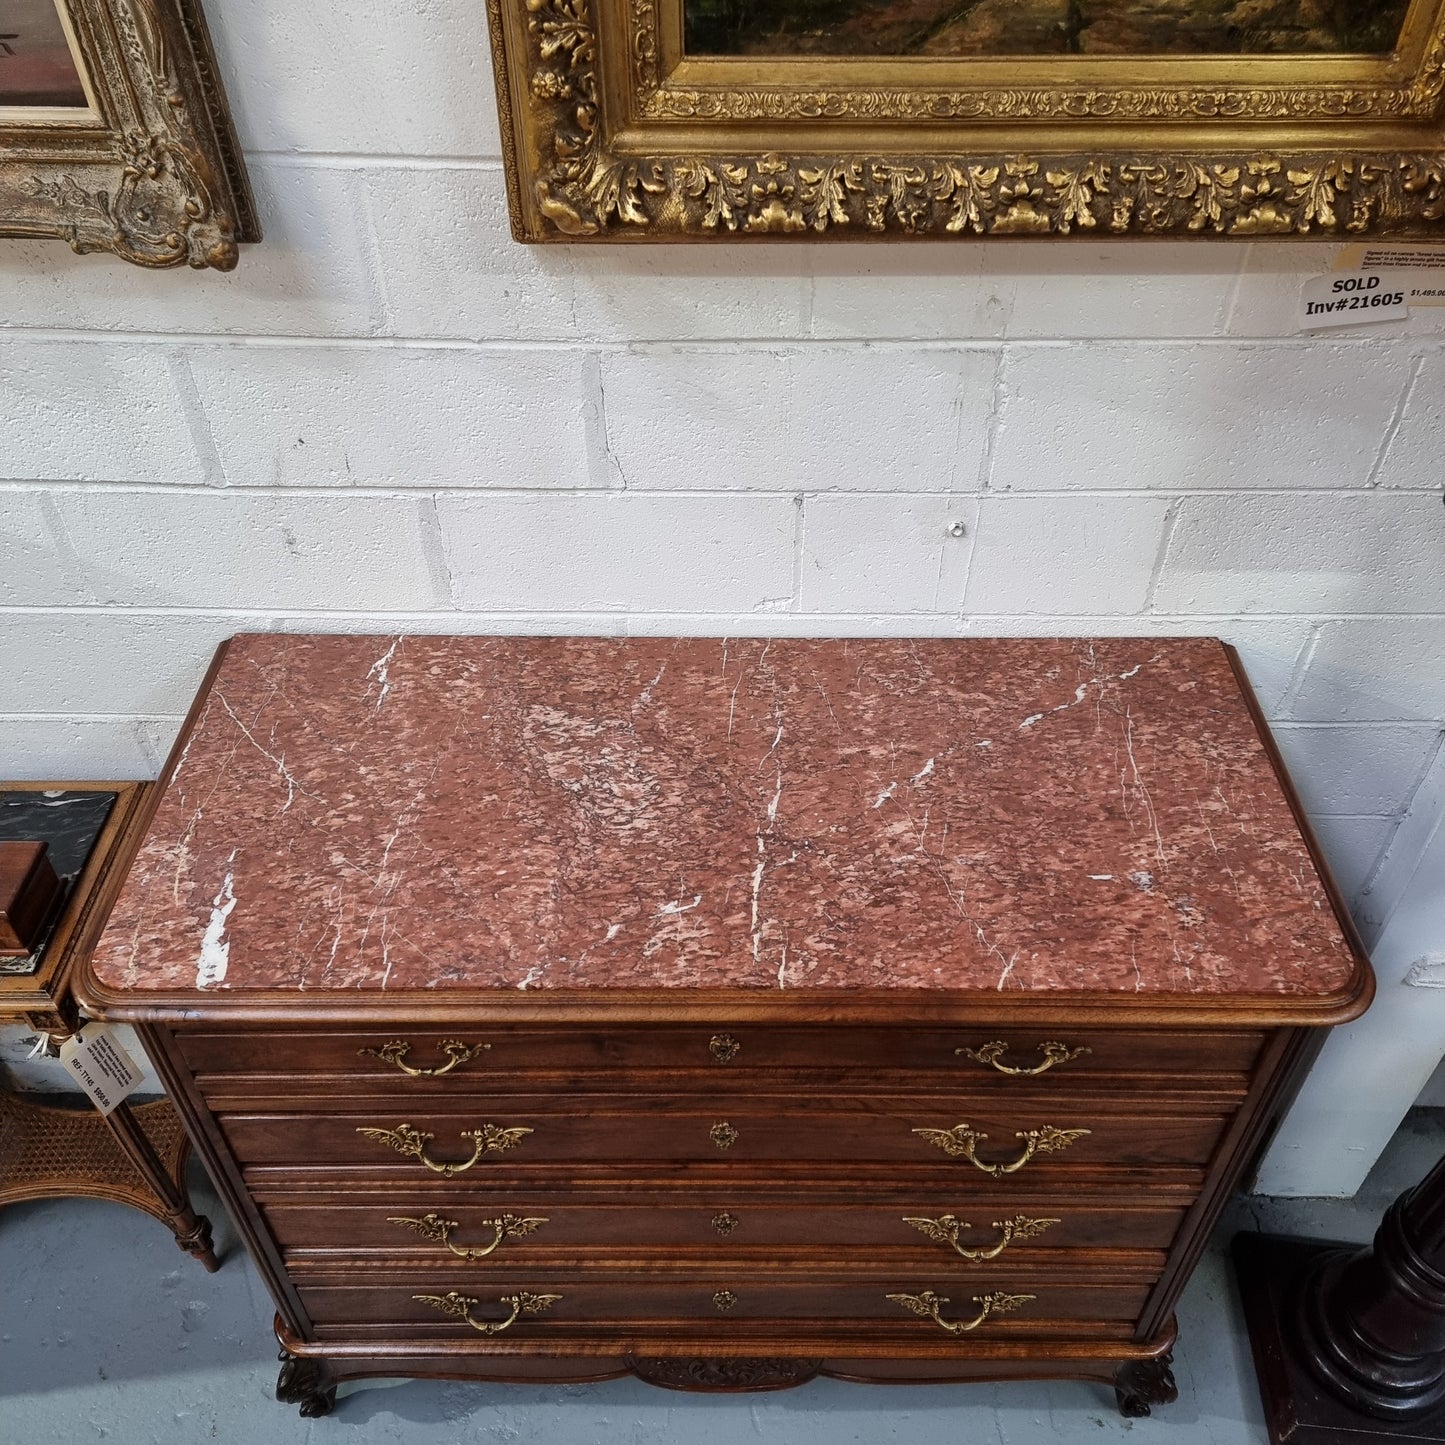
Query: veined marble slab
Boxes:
[
  {"xmin": 91, "ymin": 636, "xmax": 1356, "ymax": 998},
  {"xmin": 0, "ymin": 789, "xmax": 116, "ymax": 976}
]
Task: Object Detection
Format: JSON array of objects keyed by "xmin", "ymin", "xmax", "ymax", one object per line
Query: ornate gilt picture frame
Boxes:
[
  {"xmin": 0, "ymin": 0, "xmax": 256, "ymax": 269},
  {"xmin": 485, "ymin": 0, "xmax": 1445, "ymax": 239}
]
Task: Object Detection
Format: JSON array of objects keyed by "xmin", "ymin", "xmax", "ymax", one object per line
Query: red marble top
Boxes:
[{"xmin": 90, "ymin": 635, "xmax": 1357, "ymax": 999}]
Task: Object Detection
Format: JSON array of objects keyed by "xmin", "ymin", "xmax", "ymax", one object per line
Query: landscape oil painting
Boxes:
[
  {"xmin": 683, "ymin": 0, "xmax": 1415, "ymax": 58},
  {"xmin": 0, "ymin": 0, "xmax": 88, "ymax": 108}
]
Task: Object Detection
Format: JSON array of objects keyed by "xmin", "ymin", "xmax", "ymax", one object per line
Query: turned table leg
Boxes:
[
  {"xmin": 100, "ymin": 1099, "xmax": 218, "ymax": 1271},
  {"xmin": 0, "ymin": 1088, "xmax": 218, "ymax": 1271}
]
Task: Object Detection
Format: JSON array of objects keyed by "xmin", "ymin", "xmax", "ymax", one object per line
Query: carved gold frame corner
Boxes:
[
  {"xmin": 1, "ymin": 0, "xmax": 257, "ymax": 269},
  {"xmin": 484, "ymin": 0, "xmax": 1445, "ymax": 240}
]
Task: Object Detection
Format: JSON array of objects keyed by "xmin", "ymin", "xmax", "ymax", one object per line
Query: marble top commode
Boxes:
[{"xmin": 90, "ymin": 635, "xmax": 1357, "ymax": 1002}]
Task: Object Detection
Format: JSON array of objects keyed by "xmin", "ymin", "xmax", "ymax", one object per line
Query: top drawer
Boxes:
[{"xmin": 173, "ymin": 1025, "xmax": 1265, "ymax": 1089}]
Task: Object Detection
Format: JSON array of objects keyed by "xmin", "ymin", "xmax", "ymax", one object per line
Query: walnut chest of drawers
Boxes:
[{"xmin": 78, "ymin": 635, "xmax": 1372, "ymax": 1417}]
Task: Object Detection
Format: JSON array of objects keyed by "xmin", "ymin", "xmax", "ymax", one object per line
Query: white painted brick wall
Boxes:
[
  {"xmin": 436, "ymin": 493, "xmax": 799, "ymax": 611},
  {"xmin": 600, "ymin": 347, "xmax": 997, "ymax": 492},
  {"xmin": 964, "ymin": 495, "xmax": 1175, "ymax": 614},
  {"xmin": 203, "ymin": 0, "xmax": 500, "ymax": 158},
  {"xmin": 1, "ymin": 2, "xmax": 1442, "ymax": 1103},
  {"xmin": 186, "ymin": 345, "xmax": 601, "ymax": 488},
  {"xmin": 2, "ymin": 343, "xmax": 198, "ymax": 479},
  {"xmin": 800, "ymin": 495, "xmax": 975, "ymax": 612},
  {"xmin": 1155, "ymin": 492, "xmax": 1445, "ymax": 615},
  {"xmin": 989, "ymin": 343, "xmax": 1414, "ymax": 492}
]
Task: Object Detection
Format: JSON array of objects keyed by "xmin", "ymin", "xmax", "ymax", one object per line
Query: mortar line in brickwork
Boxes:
[
  {"xmin": 1142, "ymin": 498, "xmax": 1184, "ymax": 614},
  {"xmin": 349, "ymin": 168, "xmax": 401, "ymax": 337},
  {"xmin": 165, "ymin": 354, "xmax": 227, "ymax": 488},
  {"xmin": 0, "ymin": 713, "xmax": 189, "ymax": 723},
  {"xmin": 1364, "ymin": 354, "xmax": 1424, "ymax": 489},
  {"xmin": 789, "ymin": 493, "xmax": 805, "ymax": 610},
  {"xmin": 1217, "ymin": 242, "xmax": 1255, "ymax": 335},
  {"xmin": 975, "ymin": 348, "xmax": 1007, "ymax": 493},
  {"xmin": 584, "ymin": 351, "xmax": 627, "ymax": 491},
  {"xmin": 0, "ymin": 482, "xmax": 1430, "ymax": 500},
  {"xmin": 247, "ymin": 152, "xmax": 508, "ymax": 170},
  {"xmin": 1271, "ymin": 720, "xmax": 1445, "ymax": 732},
  {"xmin": 1, "ymin": 604, "xmax": 1441, "ymax": 624},
  {"xmin": 3, "ymin": 329, "xmax": 1440, "ymax": 354},
  {"xmin": 1277, "ymin": 624, "xmax": 1323, "ymax": 717}
]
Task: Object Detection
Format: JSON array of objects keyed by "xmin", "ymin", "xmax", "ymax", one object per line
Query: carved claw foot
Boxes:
[
  {"xmin": 1114, "ymin": 1351, "xmax": 1178, "ymax": 1418},
  {"xmin": 277, "ymin": 1351, "xmax": 337, "ymax": 1417},
  {"xmin": 173, "ymin": 1213, "xmax": 219, "ymax": 1273}
]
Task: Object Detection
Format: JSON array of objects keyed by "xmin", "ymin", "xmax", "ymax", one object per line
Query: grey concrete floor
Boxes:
[{"xmin": 2, "ymin": 1111, "xmax": 1441, "ymax": 1445}]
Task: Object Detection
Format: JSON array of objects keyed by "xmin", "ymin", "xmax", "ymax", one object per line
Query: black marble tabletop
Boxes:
[{"xmin": 0, "ymin": 791, "xmax": 116, "ymax": 976}]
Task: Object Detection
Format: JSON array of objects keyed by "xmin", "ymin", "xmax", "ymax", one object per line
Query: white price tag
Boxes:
[
  {"xmin": 1335, "ymin": 243, "xmax": 1445, "ymax": 305},
  {"xmin": 58, "ymin": 1024, "xmax": 142, "ymax": 1115},
  {"xmin": 1299, "ymin": 272, "xmax": 1409, "ymax": 331}
]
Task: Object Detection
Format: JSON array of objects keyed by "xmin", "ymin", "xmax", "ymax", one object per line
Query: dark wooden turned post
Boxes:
[
  {"xmin": 1235, "ymin": 1149, "xmax": 1445, "ymax": 1445},
  {"xmin": 1294, "ymin": 1152, "xmax": 1445, "ymax": 1420}
]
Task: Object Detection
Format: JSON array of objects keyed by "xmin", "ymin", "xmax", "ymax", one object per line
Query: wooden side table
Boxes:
[{"xmin": 0, "ymin": 781, "xmax": 217, "ymax": 1271}]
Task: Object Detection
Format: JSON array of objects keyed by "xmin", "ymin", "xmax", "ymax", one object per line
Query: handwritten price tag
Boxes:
[{"xmin": 1299, "ymin": 272, "xmax": 1409, "ymax": 331}]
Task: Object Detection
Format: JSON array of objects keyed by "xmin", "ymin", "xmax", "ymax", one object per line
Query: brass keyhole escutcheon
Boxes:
[
  {"xmin": 710, "ymin": 1122, "xmax": 739, "ymax": 1151},
  {"xmin": 709, "ymin": 1033, "xmax": 741, "ymax": 1063}
]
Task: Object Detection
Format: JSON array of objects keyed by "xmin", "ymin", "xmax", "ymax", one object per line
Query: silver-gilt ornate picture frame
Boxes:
[{"xmin": 1, "ymin": 0, "xmax": 257, "ymax": 269}]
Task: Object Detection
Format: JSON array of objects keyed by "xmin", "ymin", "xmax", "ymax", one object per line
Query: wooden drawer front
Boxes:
[
  {"xmin": 262, "ymin": 1192, "xmax": 1187, "ymax": 1261},
  {"xmin": 175, "ymin": 1026, "xmax": 1264, "ymax": 1088},
  {"xmin": 295, "ymin": 1269, "xmax": 1156, "ymax": 1330},
  {"xmin": 219, "ymin": 1100, "xmax": 1232, "ymax": 1172}
]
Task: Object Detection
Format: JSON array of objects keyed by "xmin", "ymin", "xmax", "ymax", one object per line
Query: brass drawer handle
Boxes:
[
  {"xmin": 887, "ymin": 1288, "xmax": 1035, "ymax": 1335},
  {"xmin": 712, "ymin": 1212, "xmax": 740, "ymax": 1236},
  {"xmin": 357, "ymin": 1122, "xmax": 533, "ymax": 1176},
  {"xmin": 414, "ymin": 1289, "xmax": 560, "ymax": 1335},
  {"xmin": 712, "ymin": 1289, "xmax": 738, "ymax": 1312},
  {"xmin": 709, "ymin": 1034, "xmax": 741, "ymax": 1063},
  {"xmin": 903, "ymin": 1213, "xmax": 1059, "ymax": 1260},
  {"xmin": 956, "ymin": 1040, "xmax": 1089, "ymax": 1076},
  {"xmin": 388, "ymin": 1211, "xmax": 548, "ymax": 1260},
  {"xmin": 710, "ymin": 1122, "xmax": 739, "ymax": 1150},
  {"xmin": 359, "ymin": 1039, "xmax": 490, "ymax": 1077},
  {"xmin": 912, "ymin": 1123, "xmax": 1089, "ymax": 1176}
]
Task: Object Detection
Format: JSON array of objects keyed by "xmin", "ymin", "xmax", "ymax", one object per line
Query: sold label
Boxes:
[{"xmin": 1298, "ymin": 271, "xmax": 1409, "ymax": 330}]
